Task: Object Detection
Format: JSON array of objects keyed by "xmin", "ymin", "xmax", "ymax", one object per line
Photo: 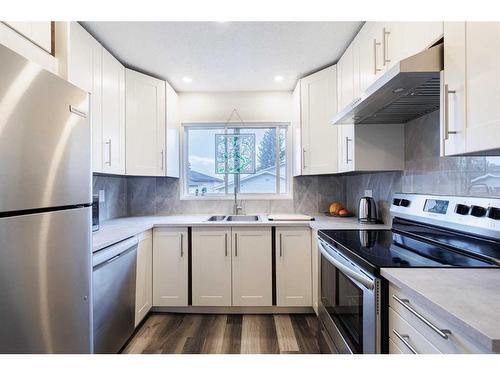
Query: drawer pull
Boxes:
[
  {"xmin": 393, "ymin": 294, "xmax": 451, "ymax": 340},
  {"xmin": 392, "ymin": 329, "xmax": 418, "ymax": 354}
]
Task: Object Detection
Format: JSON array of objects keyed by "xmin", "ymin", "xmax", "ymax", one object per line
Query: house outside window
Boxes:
[{"xmin": 182, "ymin": 123, "xmax": 291, "ymax": 199}]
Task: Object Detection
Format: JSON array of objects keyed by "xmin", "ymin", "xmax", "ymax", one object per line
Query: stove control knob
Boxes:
[
  {"xmin": 470, "ymin": 205, "xmax": 487, "ymax": 217},
  {"xmin": 400, "ymin": 199, "xmax": 410, "ymax": 207},
  {"xmin": 487, "ymin": 207, "xmax": 500, "ymax": 220},
  {"xmin": 393, "ymin": 198, "xmax": 401, "ymax": 206},
  {"xmin": 455, "ymin": 204, "xmax": 470, "ymax": 215}
]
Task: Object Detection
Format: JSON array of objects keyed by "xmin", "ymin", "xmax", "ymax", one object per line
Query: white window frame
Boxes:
[{"xmin": 181, "ymin": 122, "xmax": 292, "ymax": 200}]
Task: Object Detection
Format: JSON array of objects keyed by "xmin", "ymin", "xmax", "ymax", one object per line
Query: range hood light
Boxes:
[{"xmin": 392, "ymin": 87, "xmax": 406, "ymax": 93}]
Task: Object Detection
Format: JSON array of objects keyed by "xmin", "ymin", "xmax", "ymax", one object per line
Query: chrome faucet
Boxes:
[{"xmin": 233, "ymin": 187, "xmax": 242, "ymax": 215}]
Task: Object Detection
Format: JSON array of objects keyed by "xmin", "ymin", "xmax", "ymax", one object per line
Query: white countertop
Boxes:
[
  {"xmin": 382, "ymin": 268, "xmax": 500, "ymax": 353},
  {"xmin": 92, "ymin": 214, "xmax": 389, "ymax": 252}
]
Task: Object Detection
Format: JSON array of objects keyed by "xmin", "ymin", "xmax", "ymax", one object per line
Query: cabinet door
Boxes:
[
  {"xmin": 311, "ymin": 230, "xmax": 320, "ymax": 315},
  {"xmin": 192, "ymin": 227, "xmax": 232, "ymax": 306},
  {"xmin": 338, "ymin": 124, "xmax": 355, "ymax": 173},
  {"xmin": 153, "ymin": 227, "xmax": 188, "ymax": 307},
  {"xmin": 276, "ymin": 227, "xmax": 312, "ymax": 307},
  {"xmin": 384, "ymin": 22, "xmax": 443, "ymax": 70},
  {"xmin": 300, "ymin": 65, "xmax": 338, "ymax": 175},
  {"xmin": 4, "ymin": 21, "xmax": 52, "ymax": 53},
  {"xmin": 232, "ymin": 228, "xmax": 272, "ymax": 306},
  {"xmin": 337, "ymin": 43, "xmax": 355, "ymax": 112},
  {"xmin": 292, "ymin": 82, "xmax": 302, "ymax": 176},
  {"xmin": 442, "ymin": 22, "xmax": 467, "ymax": 156},
  {"xmin": 135, "ymin": 230, "xmax": 153, "ymax": 326},
  {"xmin": 357, "ymin": 22, "xmax": 384, "ymax": 93},
  {"xmin": 126, "ymin": 69, "xmax": 166, "ymax": 176},
  {"xmin": 67, "ymin": 22, "xmax": 103, "ymax": 173},
  {"xmin": 465, "ymin": 22, "xmax": 500, "ymax": 153},
  {"xmin": 101, "ymin": 49, "xmax": 126, "ymax": 175},
  {"xmin": 165, "ymin": 82, "xmax": 180, "ymax": 178}
]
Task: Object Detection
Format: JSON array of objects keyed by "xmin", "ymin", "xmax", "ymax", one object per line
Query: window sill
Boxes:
[{"xmin": 180, "ymin": 194, "xmax": 293, "ymax": 201}]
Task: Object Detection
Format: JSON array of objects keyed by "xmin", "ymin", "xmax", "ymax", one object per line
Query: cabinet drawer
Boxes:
[
  {"xmin": 389, "ymin": 284, "xmax": 487, "ymax": 353},
  {"xmin": 389, "ymin": 307, "xmax": 441, "ymax": 354}
]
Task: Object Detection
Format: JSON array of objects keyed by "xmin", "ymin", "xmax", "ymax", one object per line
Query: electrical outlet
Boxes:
[
  {"xmin": 364, "ymin": 189, "xmax": 373, "ymax": 198},
  {"xmin": 98, "ymin": 190, "xmax": 105, "ymax": 203}
]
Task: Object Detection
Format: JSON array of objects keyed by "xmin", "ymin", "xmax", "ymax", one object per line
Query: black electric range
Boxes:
[{"xmin": 319, "ymin": 218, "xmax": 500, "ymax": 276}]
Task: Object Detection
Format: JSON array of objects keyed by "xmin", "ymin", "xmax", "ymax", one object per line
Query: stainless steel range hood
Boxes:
[{"xmin": 332, "ymin": 43, "xmax": 443, "ymax": 125}]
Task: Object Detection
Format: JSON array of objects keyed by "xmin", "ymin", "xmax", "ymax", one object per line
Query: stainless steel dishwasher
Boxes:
[{"xmin": 92, "ymin": 236, "xmax": 138, "ymax": 354}]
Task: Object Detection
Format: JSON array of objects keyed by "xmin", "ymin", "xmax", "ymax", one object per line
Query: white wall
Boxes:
[{"xmin": 179, "ymin": 91, "xmax": 292, "ymax": 123}]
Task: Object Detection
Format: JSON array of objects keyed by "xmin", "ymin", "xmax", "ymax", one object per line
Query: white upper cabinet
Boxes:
[
  {"xmin": 0, "ymin": 21, "xmax": 56, "ymax": 73},
  {"xmin": 276, "ymin": 227, "xmax": 312, "ymax": 307},
  {"xmin": 3, "ymin": 21, "xmax": 52, "ymax": 53},
  {"xmin": 443, "ymin": 22, "xmax": 500, "ymax": 156},
  {"xmin": 337, "ymin": 43, "xmax": 355, "ymax": 111},
  {"xmin": 337, "ymin": 124, "xmax": 355, "ymax": 173},
  {"xmin": 66, "ymin": 22, "xmax": 103, "ymax": 173},
  {"xmin": 231, "ymin": 228, "xmax": 272, "ymax": 307},
  {"xmin": 165, "ymin": 82, "xmax": 181, "ymax": 178},
  {"xmin": 126, "ymin": 69, "xmax": 166, "ymax": 176},
  {"xmin": 101, "ymin": 49, "xmax": 126, "ymax": 175},
  {"xmin": 298, "ymin": 65, "xmax": 338, "ymax": 175},
  {"xmin": 153, "ymin": 227, "xmax": 188, "ymax": 307},
  {"xmin": 292, "ymin": 82, "xmax": 302, "ymax": 177}
]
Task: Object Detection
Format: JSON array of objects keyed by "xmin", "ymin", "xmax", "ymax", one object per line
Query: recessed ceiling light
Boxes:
[
  {"xmin": 274, "ymin": 75, "xmax": 284, "ymax": 82},
  {"xmin": 182, "ymin": 77, "xmax": 193, "ymax": 83}
]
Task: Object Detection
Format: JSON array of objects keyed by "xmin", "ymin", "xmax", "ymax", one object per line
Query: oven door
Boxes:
[{"xmin": 318, "ymin": 238, "xmax": 380, "ymax": 354}]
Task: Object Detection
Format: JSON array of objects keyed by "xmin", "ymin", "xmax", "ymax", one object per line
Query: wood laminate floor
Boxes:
[{"xmin": 123, "ymin": 313, "xmax": 320, "ymax": 354}]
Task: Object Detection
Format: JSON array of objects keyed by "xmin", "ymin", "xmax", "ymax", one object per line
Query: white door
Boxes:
[
  {"xmin": 165, "ymin": 82, "xmax": 180, "ymax": 178},
  {"xmin": 300, "ymin": 65, "xmax": 338, "ymax": 175},
  {"xmin": 192, "ymin": 227, "xmax": 232, "ymax": 306},
  {"xmin": 135, "ymin": 230, "xmax": 153, "ymax": 326},
  {"xmin": 4, "ymin": 21, "xmax": 52, "ymax": 53},
  {"xmin": 276, "ymin": 227, "xmax": 312, "ymax": 307},
  {"xmin": 464, "ymin": 22, "xmax": 500, "ymax": 153},
  {"xmin": 442, "ymin": 22, "xmax": 467, "ymax": 155},
  {"xmin": 101, "ymin": 49, "xmax": 126, "ymax": 174},
  {"xmin": 357, "ymin": 22, "xmax": 385, "ymax": 93},
  {"xmin": 337, "ymin": 43, "xmax": 355, "ymax": 112},
  {"xmin": 338, "ymin": 124, "xmax": 355, "ymax": 173},
  {"xmin": 67, "ymin": 22, "xmax": 103, "ymax": 173},
  {"xmin": 153, "ymin": 227, "xmax": 188, "ymax": 307},
  {"xmin": 231, "ymin": 228, "xmax": 272, "ymax": 306},
  {"xmin": 126, "ymin": 69, "xmax": 166, "ymax": 176}
]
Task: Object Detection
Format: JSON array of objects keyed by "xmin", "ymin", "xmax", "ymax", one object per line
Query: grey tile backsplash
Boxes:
[{"xmin": 93, "ymin": 110, "xmax": 500, "ymax": 223}]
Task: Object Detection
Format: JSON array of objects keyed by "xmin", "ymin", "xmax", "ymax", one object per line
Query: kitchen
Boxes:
[{"xmin": 1, "ymin": 1, "xmax": 499, "ymax": 373}]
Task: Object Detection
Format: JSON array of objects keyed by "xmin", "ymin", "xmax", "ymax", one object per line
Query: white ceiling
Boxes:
[{"xmin": 81, "ymin": 21, "xmax": 363, "ymax": 92}]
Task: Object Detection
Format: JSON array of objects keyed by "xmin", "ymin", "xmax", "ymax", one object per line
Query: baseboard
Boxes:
[{"xmin": 151, "ymin": 306, "xmax": 314, "ymax": 314}]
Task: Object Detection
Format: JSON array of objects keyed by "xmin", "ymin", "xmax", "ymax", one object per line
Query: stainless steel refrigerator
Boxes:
[{"xmin": 0, "ymin": 44, "xmax": 92, "ymax": 353}]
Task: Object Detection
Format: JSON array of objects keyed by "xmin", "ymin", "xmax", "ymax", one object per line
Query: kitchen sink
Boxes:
[
  {"xmin": 207, "ymin": 215, "xmax": 227, "ymax": 222},
  {"xmin": 226, "ymin": 215, "xmax": 260, "ymax": 222}
]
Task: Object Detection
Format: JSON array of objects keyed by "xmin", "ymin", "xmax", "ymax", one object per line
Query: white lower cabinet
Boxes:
[
  {"xmin": 275, "ymin": 227, "xmax": 312, "ymax": 307},
  {"xmin": 311, "ymin": 230, "xmax": 320, "ymax": 315},
  {"xmin": 192, "ymin": 227, "xmax": 232, "ymax": 306},
  {"xmin": 153, "ymin": 227, "xmax": 188, "ymax": 307},
  {"xmin": 135, "ymin": 230, "xmax": 153, "ymax": 326},
  {"xmin": 232, "ymin": 227, "xmax": 272, "ymax": 306}
]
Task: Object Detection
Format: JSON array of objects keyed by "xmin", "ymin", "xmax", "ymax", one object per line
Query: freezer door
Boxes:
[
  {"xmin": 0, "ymin": 44, "xmax": 91, "ymax": 213},
  {"xmin": 0, "ymin": 207, "xmax": 92, "ymax": 353}
]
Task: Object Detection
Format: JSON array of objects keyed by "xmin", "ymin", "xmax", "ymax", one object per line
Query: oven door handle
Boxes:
[{"xmin": 318, "ymin": 240, "xmax": 375, "ymax": 290}]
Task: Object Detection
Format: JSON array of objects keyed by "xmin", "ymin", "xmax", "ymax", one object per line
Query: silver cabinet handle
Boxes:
[
  {"xmin": 345, "ymin": 137, "xmax": 353, "ymax": 163},
  {"xmin": 302, "ymin": 148, "xmax": 307, "ymax": 169},
  {"xmin": 444, "ymin": 84, "xmax": 458, "ymax": 140},
  {"xmin": 392, "ymin": 329, "xmax": 418, "ymax": 354},
  {"xmin": 225, "ymin": 233, "xmax": 228, "ymax": 257},
  {"xmin": 392, "ymin": 295, "xmax": 451, "ymax": 339},
  {"xmin": 373, "ymin": 39, "xmax": 382, "ymax": 74},
  {"xmin": 234, "ymin": 233, "xmax": 238, "ymax": 256},
  {"xmin": 180, "ymin": 233, "xmax": 184, "ymax": 257},
  {"xmin": 382, "ymin": 27, "xmax": 391, "ymax": 65},
  {"xmin": 279, "ymin": 233, "xmax": 283, "ymax": 257},
  {"xmin": 160, "ymin": 150, "xmax": 164, "ymax": 170},
  {"xmin": 105, "ymin": 139, "xmax": 112, "ymax": 166}
]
